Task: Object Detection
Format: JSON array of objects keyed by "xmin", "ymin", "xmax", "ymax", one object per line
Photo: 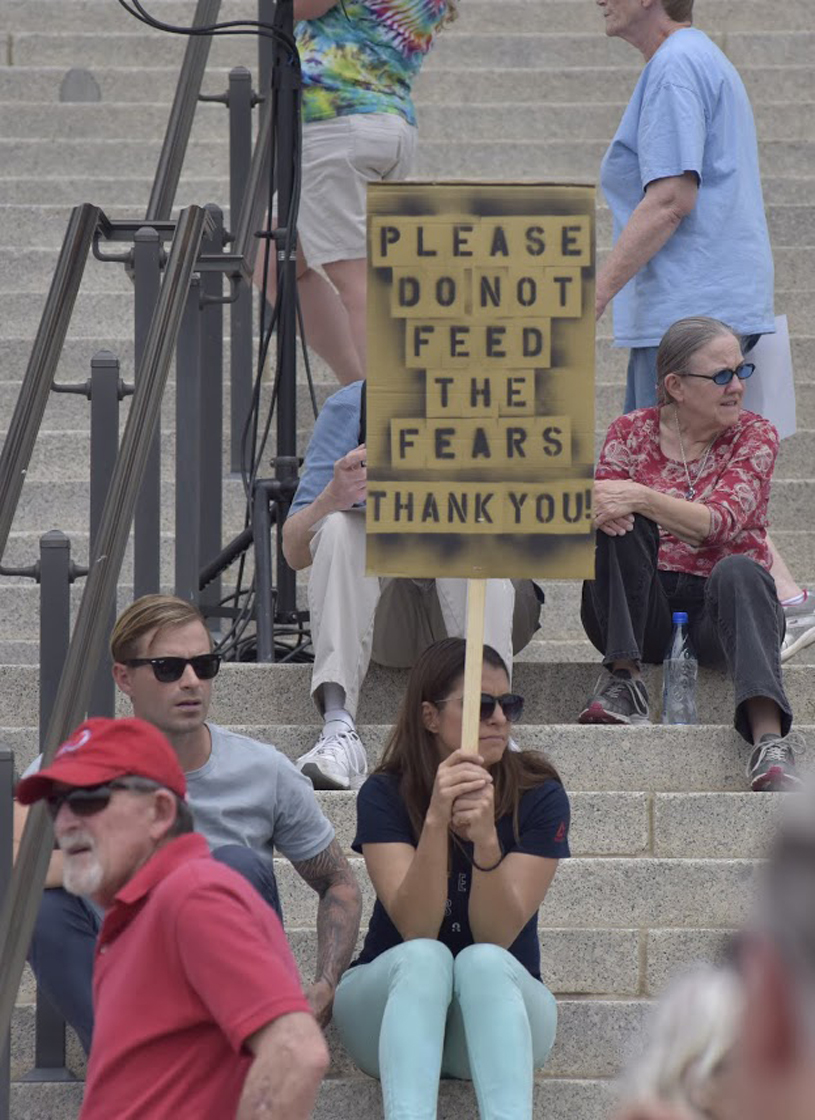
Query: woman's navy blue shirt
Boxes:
[{"xmin": 351, "ymin": 772, "xmax": 571, "ymax": 980}]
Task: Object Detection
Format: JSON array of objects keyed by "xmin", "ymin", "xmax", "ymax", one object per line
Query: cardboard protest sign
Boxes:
[{"xmin": 366, "ymin": 182, "xmax": 596, "ymax": 579}]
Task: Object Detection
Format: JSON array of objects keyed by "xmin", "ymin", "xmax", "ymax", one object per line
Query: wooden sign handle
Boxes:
[{"xmin": 460, "ymin": 579, "xmax": 487, "ymax": 754}]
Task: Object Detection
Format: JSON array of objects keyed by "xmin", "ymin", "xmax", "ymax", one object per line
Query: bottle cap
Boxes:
[{"xmin": 672, "ymin": 611, "xmax": 689, "ymax": 624}]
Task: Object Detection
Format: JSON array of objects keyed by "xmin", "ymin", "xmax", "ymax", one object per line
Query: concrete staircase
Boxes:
[{"xmin": 1, "ymin": 1, "xmax": 813, "ymax": 1116}]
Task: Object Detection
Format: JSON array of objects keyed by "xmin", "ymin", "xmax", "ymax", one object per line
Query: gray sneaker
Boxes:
[
  {"xmin": 578, "ymin": 669, "xmax": 650, "ymax": 725},
  {"xmin": 781, "ymin": 592, "xmax": 815, "ymax": 663},
  {"xmin": 747, "ymin": 730, "xmax": 804, "ymax": 792}
]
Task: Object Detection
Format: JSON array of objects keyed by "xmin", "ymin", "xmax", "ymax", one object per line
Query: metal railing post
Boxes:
[
  {"xmin": 133, "ymin": 227, "xmax": 162, "ymax": 598},
  {"xmin": 253, "ymin": 481, "xmax": 275, "ymax": 662},
  {"xmin": 199, "ymin": 206, "xmax": 224, "ymax": 620},
  {"xmin": 0, "ymin": 206, "xmax": 212, "ymax": 1047},
  {"xmin": 175, "ymin": 277, "xmax": 203, "ymax": 603},
  {"xmin": 228, "ymin": 66, "xmax": 255, "ymax": 475},
  {"xmin": 88, "ymin": 351, "xmax": 125, "ymax": 717},
  {"xmin": 30, "ymin": 531, "xmax": 75, "ymax": 1079},
  {"xmin": 258, "ymin": 0, "xmax": 276, "ymax": 101},
  {"xmin": 0, "ymin": 751, "xmax": 11, "ymax": 1120}
]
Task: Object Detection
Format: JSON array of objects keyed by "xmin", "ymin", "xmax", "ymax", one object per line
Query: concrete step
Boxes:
[
  {"xmin": 13, "ymin": 30, "xmax": 815, "ymax": 71},
  {"xmin": 3, "ymin": 659, "xmax": 815, "ymax": 728},
  {"xmin": 1, "ymin": 63, "xmax": 814, "ymax": 108},
  {"xmin": 2, "ymin": 97, "xmax": 814, "ymax": 144},
  {"xmin": 8, "ymin": 1076, "xmax": 616, "ymax": 1120},
  {"xmin": 5, "ymin": 0, "xmax": 814, "ymax": 35},
  {"xmin": 7, "ymin": 722, "xmax": 815, "ymax": 797}
]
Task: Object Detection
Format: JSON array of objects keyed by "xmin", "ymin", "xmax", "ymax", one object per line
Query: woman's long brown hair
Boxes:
[{"xmin": 376, "ymin": 638, "xmax": 563, "ymax": 845}]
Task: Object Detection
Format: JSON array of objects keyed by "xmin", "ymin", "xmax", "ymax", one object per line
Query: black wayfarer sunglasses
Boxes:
[
  {"xmin": 46, "ymin": 778, "xmax": 160, "ymax": 821},
  {"xmin": 680, "ymin": 362, "xmax": 755, "ymax": 387},
  {"xmin": 123, "ymin": 654, "xmax": 221, "ymax": 683},
  {"xmin": 435, "ymin": 692, "xmax": 525, "ymax": 723}
]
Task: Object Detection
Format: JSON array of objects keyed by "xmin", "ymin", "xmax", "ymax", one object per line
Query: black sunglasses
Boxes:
[
  {"xmin": 123, "ymin": 653, "xmax": 221, "ymax": 683},
  {"xmin": 681, "ymin": 362, "xmax": 755, "ymax": 387},
  {"xmin": 46, "ymin": 779, "xmax": 158, "ymax": 821},
  {"xmin": 436, "ymin": 692, "xmax": 525, "ymax": 723}
]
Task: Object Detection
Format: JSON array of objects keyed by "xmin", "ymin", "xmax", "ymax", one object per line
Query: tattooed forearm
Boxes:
[{"xmin": 292, "ymin": 839, "xmax": 362, "ymax": 988}]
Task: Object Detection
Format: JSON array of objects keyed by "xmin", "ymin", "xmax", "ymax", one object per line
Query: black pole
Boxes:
[
  {"xmin": 175, "ymin": 277, "xmax": 203, "ymax": 603},
  {"xmin": 133, "ymin": 227, "xmax": 163, "ymax": 598},
  {"xmin": 199, "ymin": 206, "xmax": 225, "ymax": 623},
  {"xmin": 228, "ymin": 66, "xmax": 256, "ymax": 475}
]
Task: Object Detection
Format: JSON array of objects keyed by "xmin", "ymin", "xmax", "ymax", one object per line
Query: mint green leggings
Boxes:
[{"xmin": 333, "ymin": 939, "xmax": 558, "ymax": 1119}]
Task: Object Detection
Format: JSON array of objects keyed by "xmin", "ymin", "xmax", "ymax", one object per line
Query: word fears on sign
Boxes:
[
  {"xmin": 366, "ymin": 181, "xmax": 596, "ymax": 579},
  {"xmin": 368, "ymin": 483, "xmax": 593, "ymax": 534}
]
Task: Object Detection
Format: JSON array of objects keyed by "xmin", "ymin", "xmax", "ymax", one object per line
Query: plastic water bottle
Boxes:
[{"xmin": 661, "ymin": 612, "xmax": 698, "ymax": 725}]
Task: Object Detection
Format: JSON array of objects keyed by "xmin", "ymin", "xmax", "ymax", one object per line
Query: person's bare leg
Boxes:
[
  {"xmin": 745, "ymin": 697, "xmax": 783, "ymax": 743},
  {"xmin": 768, "ymin": 533, "xmax": 803, "ymax": 602},
  {"xmin": 323, "ymin": 257, "xmax": 368, "ymax": 374},
  {"xmin": 253, "ymin": 242, "xmax": 364, "ymax": 385}
]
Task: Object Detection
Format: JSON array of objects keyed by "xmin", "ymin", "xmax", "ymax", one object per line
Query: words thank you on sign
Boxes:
[{"xmin": 365, "ymin": 182, "xmax": 596, "ymax": 580}]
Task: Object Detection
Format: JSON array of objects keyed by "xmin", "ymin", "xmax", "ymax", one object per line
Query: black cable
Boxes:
[{"xmin": 116, "ymin": 0, "xmax": 298, "ymax": 54}]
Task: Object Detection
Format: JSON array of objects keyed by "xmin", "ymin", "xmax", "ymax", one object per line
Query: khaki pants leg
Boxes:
[
  {"xmin": 308, "ymin": 509, "xmax": 380, "ymax": 719},
  {"xmin": 434, "ymin": 579, "xmax": 516, "ymax": 682}
]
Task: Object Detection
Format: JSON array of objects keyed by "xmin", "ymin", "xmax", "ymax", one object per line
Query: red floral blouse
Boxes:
[{"xmin": 596, "ymin": 407, "xmax": 778, "ymax": 577}]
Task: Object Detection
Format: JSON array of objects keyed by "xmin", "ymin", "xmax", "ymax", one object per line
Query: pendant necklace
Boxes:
[{"xmin": 674, "ymin": 406, "xmax": 715, "ymax": 501}]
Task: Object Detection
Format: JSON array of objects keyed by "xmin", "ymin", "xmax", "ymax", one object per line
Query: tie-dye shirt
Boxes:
[{"xmin": 297, "ymin": 0, "xmax": 451, "ymax": 125}]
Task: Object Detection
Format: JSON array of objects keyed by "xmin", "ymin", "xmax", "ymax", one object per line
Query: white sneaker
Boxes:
[
  {"xmin": 781, "ymin": 592, "xmax": 815, "ymax": 663},
  {"xmin": 296, "ymin": 728, "xmax": 368, "ymax": 791}
]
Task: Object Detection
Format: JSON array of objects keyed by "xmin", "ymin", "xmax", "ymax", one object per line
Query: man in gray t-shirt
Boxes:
[{"xmin": 18, "ymin": 595, "xmax": 362, "ymax": 1053}]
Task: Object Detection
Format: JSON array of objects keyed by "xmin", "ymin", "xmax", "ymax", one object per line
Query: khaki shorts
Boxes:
[{"xmin": 297, "ymin": 112, "xmax": 418, "ymax": 267}]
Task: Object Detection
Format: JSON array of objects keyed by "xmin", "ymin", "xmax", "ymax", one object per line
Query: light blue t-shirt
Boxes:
[
  {"xmin": 600, "ymin": 27, "xmax": 774, "ymax": 348},
  {"xmin": 289, "ymin": 380, "xmax": 364, "ymax": 515}
]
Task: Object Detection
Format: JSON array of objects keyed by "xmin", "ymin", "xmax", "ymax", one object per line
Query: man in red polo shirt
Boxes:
[{"xmin": 16, "ymin": 717, "xmax": 329, "ymax": 1120}]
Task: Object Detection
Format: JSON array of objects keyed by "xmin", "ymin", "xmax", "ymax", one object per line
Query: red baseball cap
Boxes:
[{"xmin": 16, "ymin": 717, "xmax": 187, "ymax": 805}]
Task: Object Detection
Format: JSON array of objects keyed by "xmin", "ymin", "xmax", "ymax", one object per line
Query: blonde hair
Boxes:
[
  {"xmin": 110, "ymin": 595, "xmax": 210, "ymax": 663},
  {"xmin": 618, "ymin": 964, "xmax": 743, "ymax": 1118}
]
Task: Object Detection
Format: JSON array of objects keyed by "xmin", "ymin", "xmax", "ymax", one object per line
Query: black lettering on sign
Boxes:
[
  {"xmin": 436, "ymin": 276, "xmax": 457, "ymax": 307},
  {"xmin": 523, "ymin": 327, "xmax": 544, "ymax": 358},
  {"xmin": 369, "ymin": 490, "xmax": 386, "ymax": 519},
  {"xmin": 563, "ymin": 491, "xmax": 584, "ymax": 524},
  {"xmin": 417, "ymin": 226, "xmax": 437, "ymax": 257},
  {"xmin": 380, "ymin": 226, "xmax": 400, "ymax": 259},
  {"xmin": 398, "ymin": 427, "xmax": 421, "ymax": 459},
  {"xmin": 453, "ymin": 225, "xmax": 474, "ymax": 257},
  {"xmin": 486, "ymin": 326, "xmax": 507, "ymax": 358},
  {"xmin": 552, "ymin": 274, "xmax": 573, "ymax": 306},
  {"xmin": 561, "ymin": 225, "xmax": 581, "ymax": 257},
  {"xmin": 422, "ymin": 493, "xmax": 440, "ymax": 523},
  {"xmin": 394, "ymin": 492, "xmax": 414, "ymax": 521},
  {"xmin": 506, "ymin": 377, "xmax": 527, "ymax": 409},
  {"xmin": 516, "ymin": 276, "xmax": 537, "ymax": 307},
  {"xmin": 542, "ymin": 426, "xmax": 564, "ymax": 457},
  {"xmin": 508, "ymin": 491, "xmax": 528, "ymax": 524},
  {"xmin": 490, "ymin": 226, "xmax": 510, "ymax": 258},
  {"xmin": 448, "ymin": 493, "xmax": 468, "ymax": 524},
  {"xmin": 450, "ymin": 326, "xmax": 471, "ymax": 358},
  {"xmin": 470, "ymin": 379, "xmax": 491, "ymax": 408},
  {"xmin": 506, "ymin": 427, "xmax": 527, "ymax": 459},
  {"xmin": 398, "ymin": 276, "xmax": 420, "ymax": 308},
  {"xmin": 475, "ymin": 493, "xmax": 494, "ymax": 524},
  {"xmin": 472, "ymin": 428, "xmax": 491, "ymax": 459},
  {"xmin": 525, "ymin": 226, "xmax": 546, "ymax": 256},
  {"xmin": 536, "ymin": 494, "xmax": 555, "ymax": 523},
  {"xmin": 434, "ymin": 376, "xmax": 455, "ymax": 408},
  {"xmin": 435, "ymin": 428, "xmax": 455, "ymax": 460},
  {"xmin": 480, "ymin": 274, "xmax": 502, "ymax": 309},
  {"xmin": 412, "ymin": 324, "xmax": 435, "ymax": 358}
]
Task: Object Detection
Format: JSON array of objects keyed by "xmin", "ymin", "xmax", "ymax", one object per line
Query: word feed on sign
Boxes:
[{"xmin": 366, "ymin": 183, "xmax": 596, "ymax": 580}]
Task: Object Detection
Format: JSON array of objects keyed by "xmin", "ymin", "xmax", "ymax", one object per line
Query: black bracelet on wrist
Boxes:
[{"xmin": 470, "ymin": 845, "xmax": 505, "ymax": 873}]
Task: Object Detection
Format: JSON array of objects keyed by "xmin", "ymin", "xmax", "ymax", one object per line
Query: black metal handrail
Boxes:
[
  {"xmin": 146, "ymin": 0, "xmax": 223, "ymax": 222},
  {"xmin": 0, "ymin": 205, "xmax": 213, "ymax": 1044},
  {"xmin": 0, "ymin": 204, "xmax": 100, "ymax": 566}
]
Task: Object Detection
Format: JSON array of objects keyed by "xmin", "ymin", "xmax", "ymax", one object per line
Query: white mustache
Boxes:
[{"xmin": 59, "ymin": 831, "xmax": 95, "ymax": 856}]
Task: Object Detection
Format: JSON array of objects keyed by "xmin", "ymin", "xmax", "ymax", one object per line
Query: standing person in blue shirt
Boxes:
[
  {"xmin": 284, "ymin": 382, "xmax": 544, "ymax": 791},
  {"xmin": 256, "ymin": 0, "xmax": 457, "ymax": 386},
  {"xmin": 332, "ymin": 637, "xmax": 569, "ymax": 1119},
  {"xmin": 594, "ymin": 0, "xmax": 815, "ymax": 662}
]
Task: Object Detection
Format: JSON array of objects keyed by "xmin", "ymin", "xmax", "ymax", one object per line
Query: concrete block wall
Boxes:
[{"xmin": 0, "ymin": 1, "xmax": 812, "ymax": 1116}]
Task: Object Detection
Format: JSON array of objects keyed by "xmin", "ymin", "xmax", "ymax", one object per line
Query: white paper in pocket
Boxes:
[{"xmin": 742, "ymin": 315, "xmax": 796, "ymax": 439}]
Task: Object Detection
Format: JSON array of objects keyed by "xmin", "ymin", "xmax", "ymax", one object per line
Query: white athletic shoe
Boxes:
[
  {"xmin": 781, "ymin": 592, "xmax": 815, "ymax": 663},
  {"xmin": 296, "ymin": 728, "xmax": 368, "ymax": 791}
]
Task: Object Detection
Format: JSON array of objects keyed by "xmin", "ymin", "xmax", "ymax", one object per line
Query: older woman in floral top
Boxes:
[{"xmin": 579, "ymin": 316, "xmax": 801, "ymax": 792}]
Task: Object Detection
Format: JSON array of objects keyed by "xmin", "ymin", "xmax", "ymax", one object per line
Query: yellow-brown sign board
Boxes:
[{"xmin": 366, "ymin": 182, "xmax": 596, "ymax": 580}]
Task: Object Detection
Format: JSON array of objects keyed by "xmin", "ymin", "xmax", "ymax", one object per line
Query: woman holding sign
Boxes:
[
  {"xmin": 579, "ymin": 316, "xmax": 803, "ymax": 792},
  {"xmin": 332, "ymin": 637, "xmax": 569, "ymax": 1118}
]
